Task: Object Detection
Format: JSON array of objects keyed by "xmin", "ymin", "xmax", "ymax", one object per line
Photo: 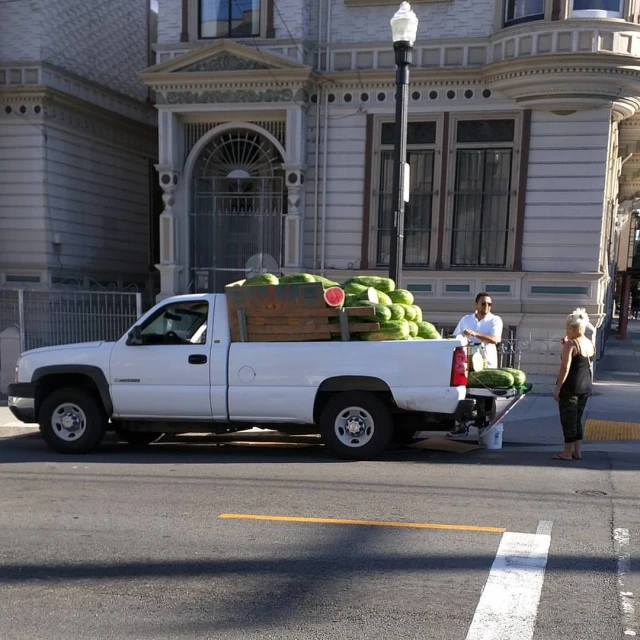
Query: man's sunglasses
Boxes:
[{"xmin": 479, "ymin": 301, "xmax": 492, "ymax": 307}]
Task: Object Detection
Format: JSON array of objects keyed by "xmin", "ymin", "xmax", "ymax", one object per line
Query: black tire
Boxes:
[
  {"xmin": 38, "ymin": 388, "xmax": 107, "ymax": 454},
  {"xmin": 320, "ymin": 391, "xmax": 393, "ymax": 460},
  {"xmin": 115, "ymin": 429, "xmax": 162, "ymax": 447}
]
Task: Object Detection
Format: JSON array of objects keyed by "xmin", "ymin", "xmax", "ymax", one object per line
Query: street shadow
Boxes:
[
  {"xmin": 2, "ymin": 431, "xmax": 640, "ymax": 471},
  {"xmin": 0, "ymin": 521, "xmax": 625, "ymax": 638}
]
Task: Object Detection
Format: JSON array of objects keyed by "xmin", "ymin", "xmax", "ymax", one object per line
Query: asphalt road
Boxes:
[{"xmin": 0, "ymin": 426, "xmax": 639, "ymax": 640}]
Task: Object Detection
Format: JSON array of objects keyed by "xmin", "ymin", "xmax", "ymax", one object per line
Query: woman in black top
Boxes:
[{"xmin": 553, "ymin": 308, "xmax": 595, "ymax": 461}]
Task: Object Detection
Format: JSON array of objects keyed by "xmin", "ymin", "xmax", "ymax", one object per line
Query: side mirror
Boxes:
[{"xmin": 127, "ymin": 325, "xmax": 143, "ymax": 346}]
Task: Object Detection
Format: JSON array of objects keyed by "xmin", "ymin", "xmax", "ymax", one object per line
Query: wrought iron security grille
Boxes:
[
  {"xmin": 451, "ymin": 148, "xmax": 512, "ymax": 267},
  {"xmin": 190, "ymin": 176, "xmax": 284, "ymax": 292},
  {"xmin": 189, "ymin": 129, "xmax": 285, "ymax": 292},
  {"xmin": 376, "ymin": 149, "xmax": 434, "ymax": 267}
]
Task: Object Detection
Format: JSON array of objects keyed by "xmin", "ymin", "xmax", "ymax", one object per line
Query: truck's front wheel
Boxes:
[
  {"xmin": 320, "ymin": 391, "xmax": 393, "ymax": 460},
  {"xmin": 39, "ymin": 388, "xmax": 107, "ymax": 454}
]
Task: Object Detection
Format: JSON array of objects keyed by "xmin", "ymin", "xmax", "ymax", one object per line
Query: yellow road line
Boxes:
[
  {"xmin": 585, "ymin": 419, "xmax": 640, "ymax": 441},
  {"xmin": 218, "ymin": 513, "xmax": 505, "ymax": 533}
]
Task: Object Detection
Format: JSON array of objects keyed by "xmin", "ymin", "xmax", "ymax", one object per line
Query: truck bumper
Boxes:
[{"xmin": 7, "ymin": 383, "xmax": 37, "ymax": 424}]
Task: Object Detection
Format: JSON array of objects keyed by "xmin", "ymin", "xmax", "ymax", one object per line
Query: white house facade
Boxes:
[
  {"xmin": 143, "ymin": 0, "xmax": 640, "ymax": 358},
  {"xmin": 0, "ymin": 0, "xmax": 158, "ymax": 291}
]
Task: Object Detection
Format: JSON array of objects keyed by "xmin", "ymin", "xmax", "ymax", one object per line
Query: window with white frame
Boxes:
[
  {"xmin": 450, "ymin": 119, "xmax": 515, "ymax": 268},
  {"xmin": 504, "ymin": 0, "xmax": 545, "ymax": 25},
  {"xmin": 571, "ymin": 0, "xmax": 622, "ymax": 18},
  {"xmin": 374, "ymin": 121, "xmax": 437, "ymax": 268},
  {"xmin": 199, "ymin": 0, "xmax": 260, "ymax": 38}
]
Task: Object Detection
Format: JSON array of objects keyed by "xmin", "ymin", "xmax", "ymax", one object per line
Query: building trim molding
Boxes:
[
  {"xmin": 435, "ymin": 112, "xmax": 450, "ymax": 270},
  {"xmin": 181, "ymin": 0, "xmax": 189, "ymax": 42},
  {"xmin": 360, "ymin": 114, "xmax": 375, "ymax": 270},
  {"xmin": 513, "ymin": 108, "xmax": 531, "ymax": 271}
]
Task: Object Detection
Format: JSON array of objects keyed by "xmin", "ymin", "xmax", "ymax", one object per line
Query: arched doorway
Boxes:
[{"xmin": 190, "ymin": 128, "xmax": 286, "ymax": 292}]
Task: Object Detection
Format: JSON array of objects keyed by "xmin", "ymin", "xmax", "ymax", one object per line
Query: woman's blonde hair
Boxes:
[{"xmin": 566, "ymin": 307, "xmax": 590, "ymax": 334}]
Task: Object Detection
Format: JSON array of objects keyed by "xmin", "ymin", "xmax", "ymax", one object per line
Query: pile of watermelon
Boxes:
[
  {"xmin": 467, "ymin": 367, "xmax": 527, "ymax": 389},
  {"xmin": 234, "ymin": 272, "xmax": 443, "ymax": 341}
]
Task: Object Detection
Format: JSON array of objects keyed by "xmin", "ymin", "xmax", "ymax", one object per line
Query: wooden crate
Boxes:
[{"xmin": 225, "ymin": 282, "xmax": 381, "ymax": 342}]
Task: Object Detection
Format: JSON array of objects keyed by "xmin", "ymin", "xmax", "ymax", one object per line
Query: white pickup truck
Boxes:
[{"xmin": 8, "ymin": 293, "xmax": 474, "ymax": 460}]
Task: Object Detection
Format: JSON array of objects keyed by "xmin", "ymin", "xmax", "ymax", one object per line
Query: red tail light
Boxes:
[{"xmin": 450, "ymin": 346, "xmax": 468, "ymax": 387}]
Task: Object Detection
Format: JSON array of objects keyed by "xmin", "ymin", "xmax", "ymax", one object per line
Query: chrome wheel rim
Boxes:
[
  {"xmin": 51, "ymin": 403, "xmax": 87, "ymax": 442},
  {"xmin": 334, "ymin": 406, "xmax": 375, "ymax": 448}
]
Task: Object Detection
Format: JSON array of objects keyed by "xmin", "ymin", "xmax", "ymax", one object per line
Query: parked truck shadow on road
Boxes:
[{"xmin": 2, "ymin": 432, "xmax": 640, "ymax": 472}]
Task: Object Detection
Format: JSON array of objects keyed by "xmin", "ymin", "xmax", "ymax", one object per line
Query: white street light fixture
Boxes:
[{"xmin": 390, "ymin": 1, "xmax": 419, "ymax": 46}]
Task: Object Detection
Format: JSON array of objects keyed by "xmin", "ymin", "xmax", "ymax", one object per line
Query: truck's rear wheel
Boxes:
[
  {"xmin": 320, "ymin": 391, "xmax": 393, "ymax": 460},
  {"xmin": 115, "ymin": 429, "xmax": 162, "ymax": 447},
  {"xmin": 38, "ymin": 388, "xmax": 107, "ymax": 454}
]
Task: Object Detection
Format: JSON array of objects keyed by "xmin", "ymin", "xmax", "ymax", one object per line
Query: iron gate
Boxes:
[{"xmin": 190, "ymin": 176, "xmax": 284, "ymax": 293}]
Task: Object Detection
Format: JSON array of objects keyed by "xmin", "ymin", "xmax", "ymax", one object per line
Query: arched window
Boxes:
[{"xmin": 190, "ymin": 129, "xmax": 285, "ymax": 292}]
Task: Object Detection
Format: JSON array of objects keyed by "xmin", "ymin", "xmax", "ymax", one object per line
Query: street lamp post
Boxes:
[{"xmin": 388, "ymin": 2, "xmax": 418, "ymax": 286}]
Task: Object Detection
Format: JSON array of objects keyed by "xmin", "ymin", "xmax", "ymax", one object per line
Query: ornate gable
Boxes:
[
  {"xmin": 182, "ymin": 54, "xmax": 271, "ymax": 73},
  {"xmin": 139, "ymin": 40, "xmax": 313, "ymax": 107},
  {"xmin": 141, "ymin": 40, "xmax": 308, "ymax": 77}
]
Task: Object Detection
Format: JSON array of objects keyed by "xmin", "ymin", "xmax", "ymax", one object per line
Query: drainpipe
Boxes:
[
  {"xmin": 321, "ymin": 89, "xmax": 329, "ymax": 274},
  {"xmin": 320, "ymin": 0, "xmax": 332, "ymax": 274},
  {"xmin": 313, "ymin": 87, "xmax": 322, "ymax": 272},
  {"xmin": 313, "ymin": 0, "xmax": 323, "ymax": 272}
]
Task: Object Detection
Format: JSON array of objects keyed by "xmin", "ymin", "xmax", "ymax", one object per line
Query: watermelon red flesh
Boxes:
[{"xmin": 324, "ymin": 286, "xmax": 346, "ymax": 308}]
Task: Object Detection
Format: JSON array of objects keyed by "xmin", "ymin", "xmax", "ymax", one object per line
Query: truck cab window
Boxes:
[{"xmin": 139, "ymin": 302, "xmax": 209, "ymax": 345}]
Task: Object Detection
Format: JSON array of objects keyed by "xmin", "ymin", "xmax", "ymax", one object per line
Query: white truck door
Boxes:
[{"xmin": 109, "ymin": 299, "xmax": 213, "ymax": 418}]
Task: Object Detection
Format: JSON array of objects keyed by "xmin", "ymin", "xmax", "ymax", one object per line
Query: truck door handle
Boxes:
[{"xmin": 188, "ymin": 354, "xmax": 208, "ymax": 365}]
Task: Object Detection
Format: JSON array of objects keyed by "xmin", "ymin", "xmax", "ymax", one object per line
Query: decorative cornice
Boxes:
[
  {"xmin": 182, "ymin": 54, "xmax": 270, "ymax": 72},
  {"xmin": 156, "ymin": 87, "xmax": 309, "ymax": 105},
  {"xmin": 1, "ymin": 61, "xmax": 154, "ymax": 125},
  {"xmin": 318, "ymin": 68, "xmax": 481, "ymax": 87},
  {"xmin": 0, "ymin": 86, "xmax": 157, "ymax": 149},
  {"xmin": 612, "ymin": 98, "xmax": 640, "ymax": 122},
  {"xmin": 482, "ymin": 55, "xmax": 640, "ymax": 116},
  {"xmin": 143, "ymin": 68, "xmax": 314, "ymax": 91},
  {"xmin": 0, "ymin": 87, "xmax": 47, "ymax": 104}
]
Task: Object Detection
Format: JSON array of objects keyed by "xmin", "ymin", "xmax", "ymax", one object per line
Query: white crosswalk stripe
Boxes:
[{"xmin": 466, "ymin": 521, "xmax": 552, "ymax": 640}]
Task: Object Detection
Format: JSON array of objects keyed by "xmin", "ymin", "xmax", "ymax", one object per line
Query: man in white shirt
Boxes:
[
  {"xmin": 453, "ymin": 292, "xmax": 503, "ymax": 369},
  {"xmin": 447, "ymin": 293, "xmax": 503, "ymax": 437}
]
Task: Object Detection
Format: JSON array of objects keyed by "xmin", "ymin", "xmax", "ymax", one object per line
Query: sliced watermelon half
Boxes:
[
  {"xmin": 362, "ymin": 287, "xmax": 379, "ymax": 304},
  {"xmin": 324, "ymin": 286, "xmax": 346, "ymax": 308}
]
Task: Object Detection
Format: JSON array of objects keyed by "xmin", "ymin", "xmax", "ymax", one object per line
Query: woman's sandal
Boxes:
[
  {"xmin": 552, "ymin": 454, "xmax": 573, "ymax": 461},
  {"xmin": 572, "ymin": 454, "xmax": 582, "ymax": 460}
]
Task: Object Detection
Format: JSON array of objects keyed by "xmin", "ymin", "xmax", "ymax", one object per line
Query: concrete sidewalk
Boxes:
[{"xmin": 502, "ymin": 318, "xmax": 640, "ymax": 451}]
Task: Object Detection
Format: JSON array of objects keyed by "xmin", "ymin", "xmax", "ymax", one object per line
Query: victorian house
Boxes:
[
  {"xmin": 142, "ymin": 0, "xmax": 640, "ymax": 357},
  {"xmin": 0, "ymin": 0, "xmax": 157, "ymax": 291}
]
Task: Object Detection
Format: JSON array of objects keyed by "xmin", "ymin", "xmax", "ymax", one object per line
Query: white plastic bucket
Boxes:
[{"xmin": 479, "ymin": 423, "xmax": 504, "ymax": 450}]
